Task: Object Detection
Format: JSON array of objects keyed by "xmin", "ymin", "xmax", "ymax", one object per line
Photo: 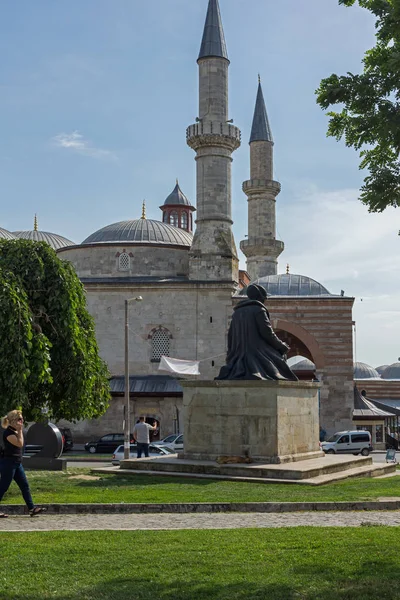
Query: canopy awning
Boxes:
[{"xmin": 109, "ymin": 375, "xmax": 183, "ymax": 397}]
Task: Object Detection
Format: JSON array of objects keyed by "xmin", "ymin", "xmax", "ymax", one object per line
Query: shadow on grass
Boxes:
[{"xmin": 4, "ymin": 573, "xmax": 400, "ymax": 600}]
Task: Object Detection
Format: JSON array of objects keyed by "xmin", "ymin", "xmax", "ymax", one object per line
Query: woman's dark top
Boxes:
[{"xmin": 3, "ymin": 426, "xmax": 23, "ymax": 463}]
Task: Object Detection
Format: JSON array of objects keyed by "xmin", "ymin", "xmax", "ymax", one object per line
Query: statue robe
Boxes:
[{"xmin": 216, "ymin": 299, "xmax": 298, "ymax": 381}]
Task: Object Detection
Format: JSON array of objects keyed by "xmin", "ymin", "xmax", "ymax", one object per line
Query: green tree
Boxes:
[
  {"xmin": 0, "ymin": 239, "xmax": 110, "ymax": 421},
  {"xmin": 316, "ymin": 0, "xmax": 400, "ymax": 212}
]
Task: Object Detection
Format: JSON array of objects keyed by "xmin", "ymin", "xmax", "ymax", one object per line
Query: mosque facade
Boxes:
[{"xmin": 2, "ymin": 0, "xmax": 360, "ymax": 441}]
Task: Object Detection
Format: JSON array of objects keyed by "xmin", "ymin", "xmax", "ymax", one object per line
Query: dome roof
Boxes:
[
  {"xmin": 163, "ymin": 182, "xmax": 192, "ymax": 207},
  {"xmin": 381, "ymin": 362, "xmax": 400, "ymax": 380},
  {"xmin": 291, "ymin": 358, "xmax": 316, "ymax": 371},
  {"xmin": 240, "ymin": 273, "xmax": 332, "ymax": 297},
  {"xmin": 0, "ymin": 228, "xmax": 16, "ymax": 240},
  {"xmin": 82, "ymin": 218, "xmax": 193, "ymax": 246},
  {"xmin": 12, "ymin": 230, "xmax": 75, "ymax": 250},
  {"xmin": 375, "ymin": 365, "xmax": 389, "ymax": 376},
  {"xmin": 354, "ymin": 362, "xmax": 380, "ymax": 379}
]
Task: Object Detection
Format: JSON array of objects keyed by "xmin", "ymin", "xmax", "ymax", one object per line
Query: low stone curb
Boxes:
[
  {"xmin": 62, "ymin": 456, "xmax": 112, "ymax": 462},
  {"xmin": 2, "ymin": 500, "xmax": 400, "ymax": 515}
]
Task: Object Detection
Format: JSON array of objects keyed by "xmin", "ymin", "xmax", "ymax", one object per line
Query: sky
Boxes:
[{"xmin": 0, "ymin": 0, "xmax": 399, "ymax": 368}]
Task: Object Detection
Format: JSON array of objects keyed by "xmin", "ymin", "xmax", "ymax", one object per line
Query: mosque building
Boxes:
[{"xmin": 5, "ymin": 0, "xmax": 397, "ymax": 442}]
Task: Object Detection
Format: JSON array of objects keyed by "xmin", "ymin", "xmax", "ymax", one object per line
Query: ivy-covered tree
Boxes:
[
  {"xmin": 0, "ymin": 239, "xmax": 110, "ymax": 421},
  {"xmin": 316, "ymin": 0, "xmax": 400, "ymax": 212}
]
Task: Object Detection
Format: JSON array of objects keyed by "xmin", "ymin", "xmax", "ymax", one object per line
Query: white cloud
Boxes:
[
  {"xmin": 52, "ymin": 131, "xmax": 117, "ymax": 161},
  {"xmin": 275, "ymin": 185, "xmax": 400, "ymax": 366}
]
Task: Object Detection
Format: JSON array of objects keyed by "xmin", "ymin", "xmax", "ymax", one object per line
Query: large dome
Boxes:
[
  {"xmin": 291, "ymin": 358, "xmax": 316, "ymax": 371},
  {"xmin": 82, "ymin": 218, "xmax": 193, "ymax": 246},
  {"xmin": 354, "ymin": 362, "xmax": 380, "ymax": 379},
  {"xmin": 381, "ymin": 362, "xmax": 400, "ymax": 380},
  {"xmin": 240, "ymin": 273, "xmax": 332, "ymax": 297},
  {"xmin": 0, "ymin": 228, "xmax": 15, "ymax": 240},
  {"xmin": 375, "ymin": 365, "xmax": 389, "ymax": 376},
  {"xmin": 13, "ymin": 230, "xmax": 75, "ymax": 250}
]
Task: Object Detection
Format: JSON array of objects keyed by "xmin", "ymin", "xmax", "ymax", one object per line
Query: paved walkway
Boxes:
[{"xmin": 1, "ymin": 511, "xmax": 400, "ymax": 532}]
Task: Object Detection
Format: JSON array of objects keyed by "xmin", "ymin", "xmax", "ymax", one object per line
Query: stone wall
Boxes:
[
  {"xmin": 58, "ymin": 244, "xmax": 190, "ymax": 279},
  {"xmin": 81, "ymin": 281, "xmax": 234, "ymax": 380},
  {"xmin": 354, "ymin": 379, "xmax": 400, "ymax": 400},
  {"xmin": 58, "ymin": 396, "xmax": 184, "ymax": 444},
  {"xmin": 267, "ymin": 297, "xmax": 355, "ymax": 435}
]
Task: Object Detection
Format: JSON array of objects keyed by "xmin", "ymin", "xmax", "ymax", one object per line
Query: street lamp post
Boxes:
[{"xmin": 124, "ymin": 296, "xmax": 143, "ymax": 460}]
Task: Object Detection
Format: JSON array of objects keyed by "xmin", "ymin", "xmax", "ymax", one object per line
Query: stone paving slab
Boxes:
[{"xmin": 1, "ymin": 511, "xmax": 400, "ymax": 532}]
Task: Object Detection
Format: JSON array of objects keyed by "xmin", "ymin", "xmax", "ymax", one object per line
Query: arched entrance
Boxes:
[{"xmin": 273, "ymin": 319, "xmax": 325, "ymax": 369}]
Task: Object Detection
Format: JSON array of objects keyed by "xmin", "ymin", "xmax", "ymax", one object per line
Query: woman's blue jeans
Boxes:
[{"xmin": 0, "ymin": 458, "xmax": 34, "ymax": 510}]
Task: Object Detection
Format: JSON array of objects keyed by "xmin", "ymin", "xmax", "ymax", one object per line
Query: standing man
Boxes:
[{"xmin": 133, "ymin": 417, "xmax": 157, "ymax": 458}]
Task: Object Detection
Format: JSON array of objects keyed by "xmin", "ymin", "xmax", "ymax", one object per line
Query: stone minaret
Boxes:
[
  {"xmin": 186, "ymin": 0, "xmax": 241, "ymax": 283},
  {"xmin": 240, "ymin": 79, "xmax": 284, "ymax": 280}
]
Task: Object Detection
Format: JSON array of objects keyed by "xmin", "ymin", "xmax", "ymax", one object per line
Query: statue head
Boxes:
[{"xmin": 246, "ymin": 284, "xmax": 268, "ymax": 303}]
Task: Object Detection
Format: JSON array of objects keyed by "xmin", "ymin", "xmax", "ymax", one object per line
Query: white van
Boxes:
[{"xmin": 321, "ymin": 430, "xmax": 373, "ymax": 456}]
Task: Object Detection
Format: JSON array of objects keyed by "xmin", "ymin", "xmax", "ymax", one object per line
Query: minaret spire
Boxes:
[
  {"xmin": 250, "ymin": 80, "xmax": 273, "ymax": 143},
  {"xmin": 186, "ymin": 0, "xmax": 241, "ymax": 282},
  {"xmin": 198, "ymin": 0, "xmax": 228, "ymax": 61},
  {"xmin": 240, "ymin": 77, "xmax": 283, "ymax": 280}
]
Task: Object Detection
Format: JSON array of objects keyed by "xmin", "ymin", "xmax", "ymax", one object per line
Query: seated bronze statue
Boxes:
[{"xmin": 216, "ymin": 284, "xmax": 298, "ymax": 381}]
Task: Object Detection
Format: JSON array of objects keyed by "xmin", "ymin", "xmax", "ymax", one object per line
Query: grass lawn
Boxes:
[
  {"xmin": 0, "ymin": 528, "xmax": 399, "ymax": 599},
  {"xmin": 1, "ymin": 468, "xmax": 400, "ymax": 505}
]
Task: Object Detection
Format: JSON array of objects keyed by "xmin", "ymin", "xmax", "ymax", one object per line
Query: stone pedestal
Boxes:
[{"xmin": 181, "ymin": 380, "xmax": 323, "ymax": 464}]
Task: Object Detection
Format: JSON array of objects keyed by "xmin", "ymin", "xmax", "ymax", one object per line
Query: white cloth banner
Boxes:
[{"xmin": 158, "ymin": 355, "xmax": 200, "ymax": 376}]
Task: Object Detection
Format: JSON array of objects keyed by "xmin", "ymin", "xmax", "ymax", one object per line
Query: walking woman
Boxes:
[{"xmin": 0, "ymin": 410, "xmax": 46, "ymax": 518}]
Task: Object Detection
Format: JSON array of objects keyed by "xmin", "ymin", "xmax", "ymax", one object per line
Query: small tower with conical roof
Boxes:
[
  {"xmin": 186, "ymin": 0, "xmax": 241, "ymax": 282},
  {"xmin": 240, "ymin": 78, "xmax": 284, "ymax": 280},
  {"xmin": 160, "ymin": 181, "xmax": 196, "ymax": 233}
]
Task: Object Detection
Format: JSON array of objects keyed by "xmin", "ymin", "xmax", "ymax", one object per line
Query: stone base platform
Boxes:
[
  {"xmin": 115, "ymin": 454, "xmax": 397, "ymax": 486},
  {"xmin": 181, "ymin": 380, "xmax": 322, "ymax": 464}
]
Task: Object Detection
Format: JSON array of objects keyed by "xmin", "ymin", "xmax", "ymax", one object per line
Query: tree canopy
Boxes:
[
  {"xmin": 0, "ymin": 239, "xmax": 110, "ymax": 422},
  {"xmin": 316, "ymin": 0, "xmax": 400, "ymax": 212}
]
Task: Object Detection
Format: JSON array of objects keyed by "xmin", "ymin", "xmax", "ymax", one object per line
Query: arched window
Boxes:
[
  {"xmin": 190, "ymin": 213, "xmax": 193, "ymax": 230},
  {"xmin": 150, "ymin": 327, "xmax": 171, "ymax": 362},
  {"xmin": 169, "ymin": 211, "xmax": 178, "ymax": 227},
  {"xmin": 163, "ymin": 211, "xmax": 168, "ymax": 223},
  {"xmin": 118, "ymin": 252, "xmax": 130, "ymax": 271},
  {"xmin": 181, "ymin": 212, "xmax": 188, "ymax": 229}
]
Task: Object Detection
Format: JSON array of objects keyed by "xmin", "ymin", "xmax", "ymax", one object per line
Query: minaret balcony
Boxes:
[
  {"xmin": 240, "ymin": 238, "xmax": 284, "ymax": 258},
  {"xmin": 187, "ymin": 121, "xmax": 241, "ymax": 152},
  {"xmin": 242, "ymin": 179, "xmax": 281, "ymax": 196}
]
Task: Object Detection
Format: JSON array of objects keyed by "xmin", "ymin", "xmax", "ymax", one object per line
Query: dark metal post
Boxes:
[{"xmin": 124, "ymin": 299, "xmax": 130, "ymax": 460}]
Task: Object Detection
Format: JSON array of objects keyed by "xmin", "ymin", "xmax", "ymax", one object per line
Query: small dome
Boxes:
[
  {"xmin": 13, "ymin": 230, "xmax": 75, "ymax": 250},
  {"xmin": 0, "ymin": 228, "xmax": 16, "ymax": 240},
  {"xmin": 381, "ymin": 362, "xmax": 400, "ymax": 380},
  {"xmin": 291, "ymin": 358, "xmax": 316, "ymax": 371},
  {"xmin": 240, "ymin": 273, "xmax": 332, "ymax": 297},
  {"xmin": 354, "ymin": 362, "xmax": 380, "ymax": 379},
  {"xmin": 82, "ymin": 218, "xmax": 193, "ymax": 246},
  {"xmin": 163, "ymin": 182, "xmax": 192, "ymax": 207},
  {"xmin": 375, "ymin": 365, "xmax": 389, "ymax": 376}
]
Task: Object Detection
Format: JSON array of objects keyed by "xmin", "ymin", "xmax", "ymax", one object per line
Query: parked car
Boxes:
[
  {"xmin": 59, "ymin": 427, "xmax": 73, "ymax": 452},
  {"xmin": 321, "ymin": 430, "xmax": 373, "ymax": 456},
  {"xmin": 85, "ymin": 433, "xmax": 134, "ymax": 454},
  {"xmin": 153, "ymin": 433, "xmax": 183, "ymax": 447},
  {"xmin": 112, "ymin": 444, "xmax": 176, "ymax": 465},
  {"xmin": 160, "ymin": 434, "xmax": 184, "ymax": 452}
]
